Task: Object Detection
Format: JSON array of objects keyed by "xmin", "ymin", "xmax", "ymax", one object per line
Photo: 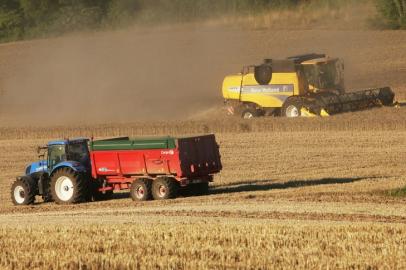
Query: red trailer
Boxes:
[{"xmin": 89, "ymin": 134, "xmax": 222, "ymax": 201}]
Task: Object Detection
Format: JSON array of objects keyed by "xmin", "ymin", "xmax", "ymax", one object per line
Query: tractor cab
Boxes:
[
  {"xmin": 28, "ymin": 138, "xmax": 90, "ymax": 177},
  {"xmin": 46, "ymin": 139, "xmax": 90, "ymax": 172}
]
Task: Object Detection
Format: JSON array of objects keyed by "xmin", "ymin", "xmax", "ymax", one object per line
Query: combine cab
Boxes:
[{"xmin": 222, "ymin": 53, "xmax": 395, "ymax": 118}]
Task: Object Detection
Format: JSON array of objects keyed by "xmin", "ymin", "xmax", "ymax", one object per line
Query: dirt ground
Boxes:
[
  {"xmin": 0, "ymin": 25, "xmax": 405, "ymax": 124},
  {"xmin": 1, "ymin": 17, "xmax": 406, "ymax": 269}
]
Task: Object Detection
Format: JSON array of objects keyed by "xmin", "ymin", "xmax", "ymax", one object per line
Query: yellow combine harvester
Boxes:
[{"xmin": 222, "ymin": 53, "xmax": 395, "ymax": 118}]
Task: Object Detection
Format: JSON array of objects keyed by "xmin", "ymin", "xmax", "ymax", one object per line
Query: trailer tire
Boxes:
[
  {"xmin": 152, "ymin": 177, "xmax": 179, "ymax": 200},
  {"xmin": 11, "ymin": 177, "xmax": 37, "ymax": 205},
  {"xmin": 281, "ymin": 98, "xmax": 303, "ymax": 117},
  {"xmin": 51, "ymin": 168, "xmax": 87, "ymax": 204},
  {"xmin": 131, "ymin": 178, "xmax": 152, "ymax": 201}
]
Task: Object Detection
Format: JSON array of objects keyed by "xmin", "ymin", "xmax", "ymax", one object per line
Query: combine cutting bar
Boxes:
[{"xmin": 315, "ymin": 87, "xmax": 395, "ymax": 115}]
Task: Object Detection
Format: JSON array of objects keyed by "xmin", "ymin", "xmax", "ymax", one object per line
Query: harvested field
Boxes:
[
  {"xmin": 1, "ymin": 127, "xmax": 406, "ymax": 269},
  {"xmin": 1, "ymin": 12, "xmax": 406, "ymax": 269}
]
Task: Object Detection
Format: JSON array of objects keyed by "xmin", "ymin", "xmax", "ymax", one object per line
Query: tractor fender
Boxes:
[{"xmin": 50, "ymin": 161, "xmax": 87, "ymax": 176}]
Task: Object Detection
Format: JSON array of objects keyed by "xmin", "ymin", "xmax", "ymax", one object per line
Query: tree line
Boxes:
[{"xmin": 0, "ymin": 0, "xmax": 404, "ymax": 42}]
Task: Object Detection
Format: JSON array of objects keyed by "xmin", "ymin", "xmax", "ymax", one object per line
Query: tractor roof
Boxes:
[{"xmin": 47, "ymin": 138, "xmax": 88, "ymax": 146}]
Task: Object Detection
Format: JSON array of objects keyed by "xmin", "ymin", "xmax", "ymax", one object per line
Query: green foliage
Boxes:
[
  {"xmin": 388, "ymin": 186, "xmax": 406, "ymax": 197},
  {"xmin": 0, "ymin": 0, "xmax": 23, "ymax": 40},
  {"xmin": 375, "ymin": 0, "xmax": 406, "ymax": 29},
  {"xmin": 0, "ymin": 0, "xmax": 402, "ymax": 42}
]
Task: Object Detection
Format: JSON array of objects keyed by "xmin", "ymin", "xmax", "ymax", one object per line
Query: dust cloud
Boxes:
[{"xmin": 0, "ymin": 24, "xmax": 405, "ymax": 126}]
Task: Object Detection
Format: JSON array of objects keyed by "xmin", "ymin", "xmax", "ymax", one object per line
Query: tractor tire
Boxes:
[
  {"xmin": 41, "ymin": 176, "xmax": 53, "ymax": 203},
  {"xmin": 281, "ymin": 97, "xmax": 304, "ymax": 117},
  {"xmin": 11, "ymin": 177, "xmax": 37, "ymax": 205},
  {"xmin": 152, "ymin": 177, "xmax": 179, "ymax": 200},
  {"xmin": 130, "ymin": 178, "xmax": 152, "ymax": 201},
  {"xmin": 86, "ymin": 180, "xmax": 113, "ymax": 202},
  {"xmin": 50, "ymin": 168, "xmax": 87, "ymax": 204}
]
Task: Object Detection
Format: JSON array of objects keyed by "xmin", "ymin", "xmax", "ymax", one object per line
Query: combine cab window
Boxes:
[
  {"xmin": 48, "ymin": 145, "xmax": 67, "ymax": 169},
  {"xmin": 303, "ymin": 60, "xmax": 343, "ymax": 91}
]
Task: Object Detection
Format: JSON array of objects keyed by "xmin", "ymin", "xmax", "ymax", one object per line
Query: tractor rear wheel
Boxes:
[
  {"xmin": 130, "ymin": 178, "xmax": 152, "ymax": 201},
  {"xmin": 51, "ymin": 168, "xmax": 87, "ymax": 204},
  {"xmin": 281, "ymin": 98, "xmax": 304, "ymax": 117},
  {"xmin": 152, "ymin": 177, "xmax": 179, "ymax": 200},
  {"xmin": 11, "ymin": 177, "xmax": 37, "ymax": 205}
]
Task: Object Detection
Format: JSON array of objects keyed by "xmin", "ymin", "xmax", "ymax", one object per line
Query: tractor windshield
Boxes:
[
  {"xmin": 303, "ymin": 60, "xmax": 343, "ymax": 91},
  {"xmin": 48, "ymin": 145, "xmax": 67, "ymax": 169}
]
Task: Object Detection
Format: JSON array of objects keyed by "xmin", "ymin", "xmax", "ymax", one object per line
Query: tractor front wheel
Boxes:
[
  {"xmin": 51, "ymin": 168, "xmax": 87, "ymax": 204},
  {"xmin": 152, "ymin": 177, "xmax": 179, "ymax": 200},
  {"xmin": 11, "ymin": 177, "xmax": 37, "ymax": 205}
]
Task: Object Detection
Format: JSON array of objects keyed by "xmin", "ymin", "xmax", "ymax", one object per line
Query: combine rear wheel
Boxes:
[
  {"xmin": 131, "ymin": 178, "xmax": 152, "ymax": 201},
  {"xmin": 51, "ymin": 168, "xmax": 87, "ymax": 204},
  {"xmin": 281, "ymin": 98, "xmax": 304, "ymax": 117},
  {"xmin": 11, "ymin": 177, "xmax": 36, "ymax": 205},
  {"xmin": 152, "ymin": 177, "xmax": 179, "ymax": 200}
]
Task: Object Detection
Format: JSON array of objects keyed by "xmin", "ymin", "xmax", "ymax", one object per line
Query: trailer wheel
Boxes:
[
  {"xmin": 11, "ymin": 177, "xmax": 36, "ymax": 205},
  {"xmin": 51, "ymin": 168, "xmax": 87, "ymax": 204},
  {"xmin": 281, "ymin": 98, "xmax": 303, "ymax": 117},
  {"xmin": 152, "ymin": 177, "xmax": 179, "ymax": 200},
  {"xmin": 131, "ymin": 178, "xmax": 152, "ymax": 201}
]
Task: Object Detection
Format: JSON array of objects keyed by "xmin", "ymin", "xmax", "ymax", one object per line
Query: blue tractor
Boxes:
[{"xmin": 11, "ymin": 138, "xmax": 94, "ymax": 205}]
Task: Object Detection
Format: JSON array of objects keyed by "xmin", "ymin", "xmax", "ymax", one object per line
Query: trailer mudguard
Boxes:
[{"xmin": 51, "ymin": 161, "xmax": 88, "ymax": 175}]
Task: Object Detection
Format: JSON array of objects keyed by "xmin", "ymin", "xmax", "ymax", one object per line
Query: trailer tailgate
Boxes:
[{"xmin": 178, "ymin": 134, "xmax": 222, "ymax": 178}]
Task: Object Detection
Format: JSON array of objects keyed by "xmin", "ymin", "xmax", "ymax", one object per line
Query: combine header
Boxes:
[{"xmin": 222, "ymin": 53, "xmax": 395, "ymax": 118}]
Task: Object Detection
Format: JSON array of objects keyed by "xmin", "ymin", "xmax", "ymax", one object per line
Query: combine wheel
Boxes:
[
  {"xmin": 11, "ymin": 177, "xmax": 36, "ymax": 205},
  {"xmin": 152, "ymin": 177, "xmax": 179, "ymax": 200},
  {"xmin": 50, "ymin": 168, "xmax": 87, "ymax": 204},
  {"xmin": 130, "ymin": 178, "xmax": 152, "ymax": 201},
  {"xmin": 241, "ymin": 108, "xmax": 258, "ymax": 119},
  {"xmin": 281, "ymin": 98, "xmax": 304, "ymax": 117}
]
